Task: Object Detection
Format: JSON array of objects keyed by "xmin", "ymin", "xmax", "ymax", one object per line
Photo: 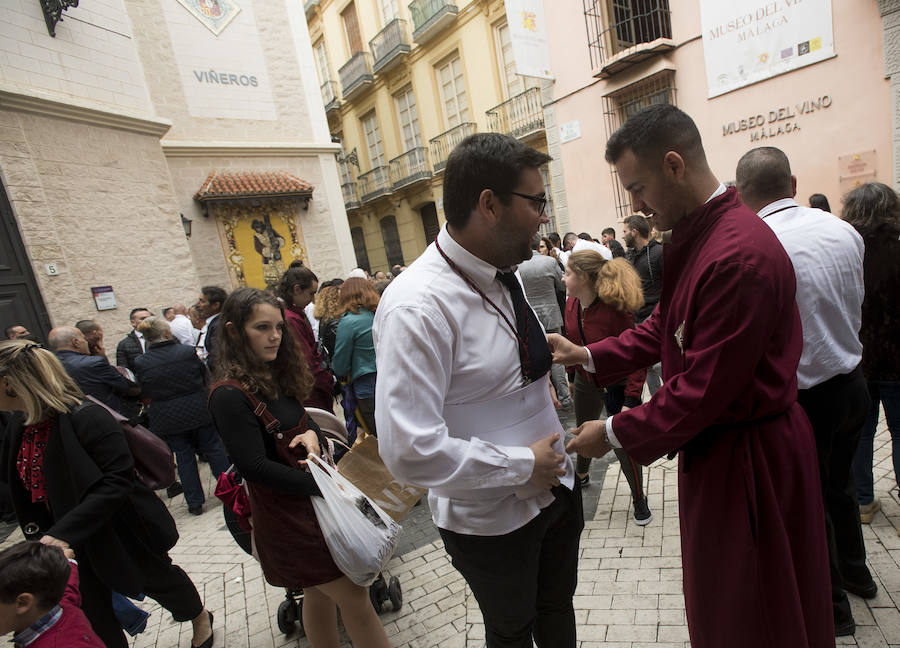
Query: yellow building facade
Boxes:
[{"xmin": 305, "ymin": 0, "xmax": 554, "ymax": 273}]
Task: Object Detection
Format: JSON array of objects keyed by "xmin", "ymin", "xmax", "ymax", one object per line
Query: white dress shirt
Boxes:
[
  {"xmin": 373, "ymin": 225, "xmax": 574, "ymax": 535},
  {"xmin": 572, "ymin": 238, "xmax": 613, "ymax": 260},
  {"xmin": 135, "ymin": 330, "xmax": 146, "ymax": 352},
  {"xmin": 196, "ymin": 312, "xmax": 218, "ymax": 361},
  {"xmin": 757, "ymin": 198, "xmax": 864, "ymax": 389},
  {"xmin": 169, "ymin": 313, "xmax": 199, "ymax": 346}
]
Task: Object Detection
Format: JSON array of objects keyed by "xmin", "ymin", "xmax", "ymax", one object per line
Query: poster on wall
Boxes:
[
  {"xmin": 504, "ymin": 0, "xmax": 553, "ymax": 80},
  {"xmin": 700, "ymin": 0, "xmax": 835, "ymax": 98},
  {"xmin": 217, "ymin": 203, "xmax": 308, "ymax": 291}
]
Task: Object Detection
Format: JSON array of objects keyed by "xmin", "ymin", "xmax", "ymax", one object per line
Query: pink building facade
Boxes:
[{"xmin": 542, "ymin": 1, "xmax": 897, "ymax": 237}]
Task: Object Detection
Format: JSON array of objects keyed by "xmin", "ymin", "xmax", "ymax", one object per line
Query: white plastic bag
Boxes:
[{"xmin": 308, "ymin": 455, "xmax": 402, "ymax": 586}]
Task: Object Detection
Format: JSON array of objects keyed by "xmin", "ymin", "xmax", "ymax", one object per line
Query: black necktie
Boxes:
[{"xmin": 495, "ymin": 271, "xmax": 552, "ymax": 383}]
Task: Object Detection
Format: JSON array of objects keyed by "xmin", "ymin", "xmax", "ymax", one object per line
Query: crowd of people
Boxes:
[{"xmin": 0, "ymin": 103, "xmax": 898, "ymax": 648}]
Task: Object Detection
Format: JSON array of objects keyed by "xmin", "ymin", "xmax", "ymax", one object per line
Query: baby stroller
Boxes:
[{"xmin": 220, "ymin": 407, "xmax": 402, "ymax": 637}]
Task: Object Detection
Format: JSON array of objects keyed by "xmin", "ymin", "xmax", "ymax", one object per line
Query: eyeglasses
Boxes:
[{"xmin": 508, "ymin": 191, "xmax": 547, "ymax": 217}]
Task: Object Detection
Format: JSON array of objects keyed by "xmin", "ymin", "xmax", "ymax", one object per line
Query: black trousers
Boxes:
[
  {"xmin": 797, "ymin": 366, "xmax": 872, "ymax": 627},
  {"xmin": 439, "ymin": 483, "xmax": 584, "ymax": 648},
  {"xmin": 78, "ymin": 549, "xmax": 203, "ymax": 648}
]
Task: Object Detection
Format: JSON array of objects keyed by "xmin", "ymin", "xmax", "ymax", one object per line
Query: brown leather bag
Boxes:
[{"xmin": 83, "ymin": 396, "xmax": 176, "ymax": 490}]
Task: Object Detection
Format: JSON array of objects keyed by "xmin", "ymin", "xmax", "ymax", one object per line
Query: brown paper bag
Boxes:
[{"xmin": 337, "ymin": 434, "xmax": 426, "ymax": 523}]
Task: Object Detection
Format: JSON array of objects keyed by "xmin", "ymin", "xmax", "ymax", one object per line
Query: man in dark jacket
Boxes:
[
  {"xmin": 624, "ymin": 214, "xmax": 664, "ymax": 395},
  {"xmin": 115, "ymin": 308, "xmax": 152, "ymax": 372},
  {"xmin": 196, "ymin": 287, "xmax": 227, "ymax": 370},
  {"xmin": 50, "ymin": 327, "xmax": 138, "ymax": 413}
]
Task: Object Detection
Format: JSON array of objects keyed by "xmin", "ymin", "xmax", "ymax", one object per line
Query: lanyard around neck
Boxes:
[{"xmin": 434, "ymin": 237, "xmax": 529, "ymax": 381}]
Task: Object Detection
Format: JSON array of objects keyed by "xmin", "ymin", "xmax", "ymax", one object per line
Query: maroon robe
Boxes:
[
  {"xmin": 285, "ymin": 304, "xmax": 335, "ymax": 413},
  {"xmin": 585, "ymin": 188, "xmax": 833, "ymax": 647}
]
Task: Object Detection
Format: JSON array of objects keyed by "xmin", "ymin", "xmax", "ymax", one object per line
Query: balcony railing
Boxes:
[
  {"xmin": 487, "ymin": 87, "xmax": 545, "ymax": 140},
  {"xmin": 429, "ymin": 122, "xmax": 476, "ymax": 172},
  {"xmin": 342, "ymin": 181, "xmax": 361, "ymax": 210},
  {"xmin": 389, "ymin": 147, "xmax": 432, "ymax": 189},
  {"xmin": 370, "ymin": 19, "xmax": 411, "ymax": 74},
  {"xmin": 358, "ymin": 166, "xmax": 393, "ymax": 202},
  {"xmin": 338, "ymin": 51, "xmax": 374, "ymax": 100},
  {"xmin": 584, "ymin": 0, "xmax": 673, "ymax": 77},
  {"xmin": 408, "ymin": 0, "xmax": 458, "ymax": 44},
  {"xmin": 320, "ymin": 80, "xmax": 340, "ymax": 114}
]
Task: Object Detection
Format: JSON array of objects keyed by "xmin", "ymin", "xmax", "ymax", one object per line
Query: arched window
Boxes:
[{"xmin": 380, "ymin": 216, "xmax": 404, "ymax": 267}]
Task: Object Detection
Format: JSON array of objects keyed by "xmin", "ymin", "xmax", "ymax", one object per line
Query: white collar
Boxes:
[
  {"xmin": 705, "ymin": 183, "xmax": 727, "ymax": 204},
  {"xmin": 757, "ymin": 198, "xmax": 798, "ymax": 219},
  {"xmin": 437, "ymin": 225, "xmax": 513, "ymax": 293}
]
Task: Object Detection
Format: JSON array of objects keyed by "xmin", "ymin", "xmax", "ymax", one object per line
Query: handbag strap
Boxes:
[{"xmin": 210, "ymin": 379, "xmax": 280, "ymax": 433}]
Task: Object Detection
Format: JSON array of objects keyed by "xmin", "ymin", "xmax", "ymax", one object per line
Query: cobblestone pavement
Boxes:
[{"xmin": 2, "ymin": 409, "xmax": 898, "ymax": 647}]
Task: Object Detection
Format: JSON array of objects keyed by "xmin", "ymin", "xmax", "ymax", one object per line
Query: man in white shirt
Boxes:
[
  {"xmin": 736, "ymin": 146, "xmax": 873, "ymax": 636},
  {"xmin": 374, "ymin": 133, "xmax": 581, "ymax": 647},
  {"xmin": 167, "ymin": 303, "xmax": 199, "ymax": 346}
]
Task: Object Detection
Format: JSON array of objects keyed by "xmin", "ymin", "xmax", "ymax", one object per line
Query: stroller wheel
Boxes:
[
  {"xmin": 369, "ymin": 581, "xmax": 383, "ymax": 612},
  {"xmin": 277, "ymin": 599, "xmax": 297, "ymax": 635},
  {"xmin": 388, "ymin": 576, "xmax": 402, "ymax": 611}
]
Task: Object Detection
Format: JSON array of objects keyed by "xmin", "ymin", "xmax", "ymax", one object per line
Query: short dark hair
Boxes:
[
  {"xmin": 577, "ymin": 232, "xmax": 593, "ymax": 241},
  {"xmin": 563, "ymin": 232, "xmax": 577, "ymax": 245},
  {"xmin": 808, "ymin": 193, "xmax": 831, "ymax": 212},
  {"xmin": 735, "ymin": 147, "xmax": 793, "ymax": 205},
  {"xmin": 548, "ymin": 232, "xmax": 561, "ymax": 247},
  {"xmin": 129, "ymin": 308, "xmax": 150, "ymax": 320},
  {"xmin": 443, "ymin": 133, "xmax": 552, "ymax": 228},
  {"xmin": 277, "ymin": 267, "xmax": 318, "ymax": 303},
  {"xmin": 624, "ymin": 215, "xmax": 650, "ymax": 238},
  {"xmin": 288, "ymin": 259, "xmax": 305, "ymax": 269},
  {"xmin": 201, "ymin": 286, "xmax": 228, "ymax": 307},
  {"xmin": 0, "ymin": 542, "xmax": 70, "ymax": 610},
  {"xmin": 162, "ymin": 307, "xmax": 174, "ymax": 318},
  {"xmin": 75, "ymin": 319, "xmax": 100, "ymax": 335},
  {"xmin": 606, "ymin": 104, "xmax": 704, "ymax": 165},
  {"xmin": 4, "ymin": 324, "xmax": 22, "ymax": 339},
  {"xmin": 601, "ymin": 227, "xmax": 616, "ymax": 237}
]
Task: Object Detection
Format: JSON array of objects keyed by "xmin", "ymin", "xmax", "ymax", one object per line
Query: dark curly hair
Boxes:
[{"xmin": 214, "ymin": 287, "xmax": 312, "ymax": 400}]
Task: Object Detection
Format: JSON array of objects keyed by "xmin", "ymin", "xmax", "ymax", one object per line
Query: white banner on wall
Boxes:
[
  {"xmin": 700, "ymin": 0, "xmax": 835, "ymax": 99},
  {"xmin": 163, "ymin": 0, "xmax": 277, "ymax": 120},
  {"xmin": 504, "ymin": 0, "xmax": 553, "ymax": 80}
]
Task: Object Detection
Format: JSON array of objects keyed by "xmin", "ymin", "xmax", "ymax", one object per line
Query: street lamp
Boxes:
[{"xmin": 180, "ymin": 213, "xmax": 192, "ymax": 238}]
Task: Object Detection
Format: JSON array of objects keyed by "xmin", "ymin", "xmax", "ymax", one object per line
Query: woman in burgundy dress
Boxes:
[
  {"xmin": 563, "ymin": 250, "xmax": 651, "ymax": 525},
  {"xmin": 207, "ymin": 287, "xmax": 389, "ymax": 648}
]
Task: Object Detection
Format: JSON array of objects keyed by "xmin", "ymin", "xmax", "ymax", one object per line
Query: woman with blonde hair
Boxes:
[
  {"xmin": 562, "ymin": 251, "xmax": 652, "ymax": 525},
  {"xmin": 332, "ymin": 277, "xmax": 380, "ymax": 436},
  {"xmin": 313, "ymin": 279, "xmax": 345, "ymax": 363},
  {"xmin": 0, "ymin": 340, "xmax": 214, "ymax": 648}
]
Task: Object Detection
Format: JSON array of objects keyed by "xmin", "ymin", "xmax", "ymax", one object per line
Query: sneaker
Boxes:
[
  {"xmin": 558, "ymin": 397, "xmax": 574, "ymax": 409},
  {"xmin": 633, "ymin": 498, "xmax": 652, "ymax": 526},
  {"xmin": 835, "ymin": 618, "xmax": 856, "ymax": 637},
  {"xmin": 166, "ymin": 482, "xmax": 184, "ymax": 498},
  {"xmin": 578, "ymin": 473, "xmax": 590, "ymax": 487},
  {"xmin": 188, "ymin": 505, "xmax": 203, "ymax": 516},
  {"xmin": 859, "ymin": 499, "xmax": 881, "ymax": 524}
]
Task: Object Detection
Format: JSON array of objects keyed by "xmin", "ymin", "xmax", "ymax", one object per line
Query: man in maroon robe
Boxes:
[{"xmin": 549, "ymin": 105, "xmax": 833, "ymax": 647}]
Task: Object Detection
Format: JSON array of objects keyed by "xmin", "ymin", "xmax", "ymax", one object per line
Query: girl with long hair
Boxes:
[
  {"xmin": 563, "ymin": 251, "xmax": 652, "ymax": 525},
  {"xmin": 207, "ymin": 287, "xmax": 389, "ymax": 648},
  {"xmin": 0, "ymin": 340, "xmax": 214, "ymax": 648},
  {"xmin": 332, "ymin": 277, "xmax": 380, "ymax": 436},
  {"xmin": 313, "ymin": 280, "xmax": 345, "ymax": 363}
]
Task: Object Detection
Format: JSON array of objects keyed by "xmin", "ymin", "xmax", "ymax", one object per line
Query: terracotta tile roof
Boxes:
[{"xmin": 193, "ymin": 170, "xmax": 314, "ymax": 201}]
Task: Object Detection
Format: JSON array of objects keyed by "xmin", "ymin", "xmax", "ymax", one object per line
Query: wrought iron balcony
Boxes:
[
  {"xmin": 358, "ymin": 166, "xmax": 393, "ymax": 203},
  {"xmin": 584, "ymin": 0, "xmax": 674, "ymax": 77},
  {"xmin": 338, "ymin": 51, "xmax": 374, "ymax": 101},
  {"xmin": 429, "ymin": 122, "xmax": 476, "ymax": 172},
  {"xmin": 408, "ymin": 0, "xmax": 458, "ymax": 44},
  {"xmin": 341, "ymin": 182, "xmax": 360, "ymax": 210},
  {"xmin": 370, "ymin": 19, "xmax": 411, "ymax": 74},
  {"xmin": 389, "ymin": 147, "xmax": 432, "ymax": 190},
  {"xmin": 486, "ymin": 87, "xmax": 545, "ymax": 140},
  {"xmin": 320, "ymin": 80, "xmax": 340, "ymax": 115}
]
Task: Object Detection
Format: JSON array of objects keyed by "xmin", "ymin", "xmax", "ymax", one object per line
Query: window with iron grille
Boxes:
[
  {"xmin": 351, "ymin": 226, "xmax": 370, "ymax": 272},
  {"xmin": 602, "ymin": 70, "xmax": 676, "ymax": 221},
  {"xmin": 584, "ymin": 0, "xmax": 672, "ymax": 69},
  {"xmin": 380, "ymin": 215, "xmax": 405, "ymax": 267},
  {"xmin": 420, "ymin": 203, "xmax": 440, "ymax": 244}
]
